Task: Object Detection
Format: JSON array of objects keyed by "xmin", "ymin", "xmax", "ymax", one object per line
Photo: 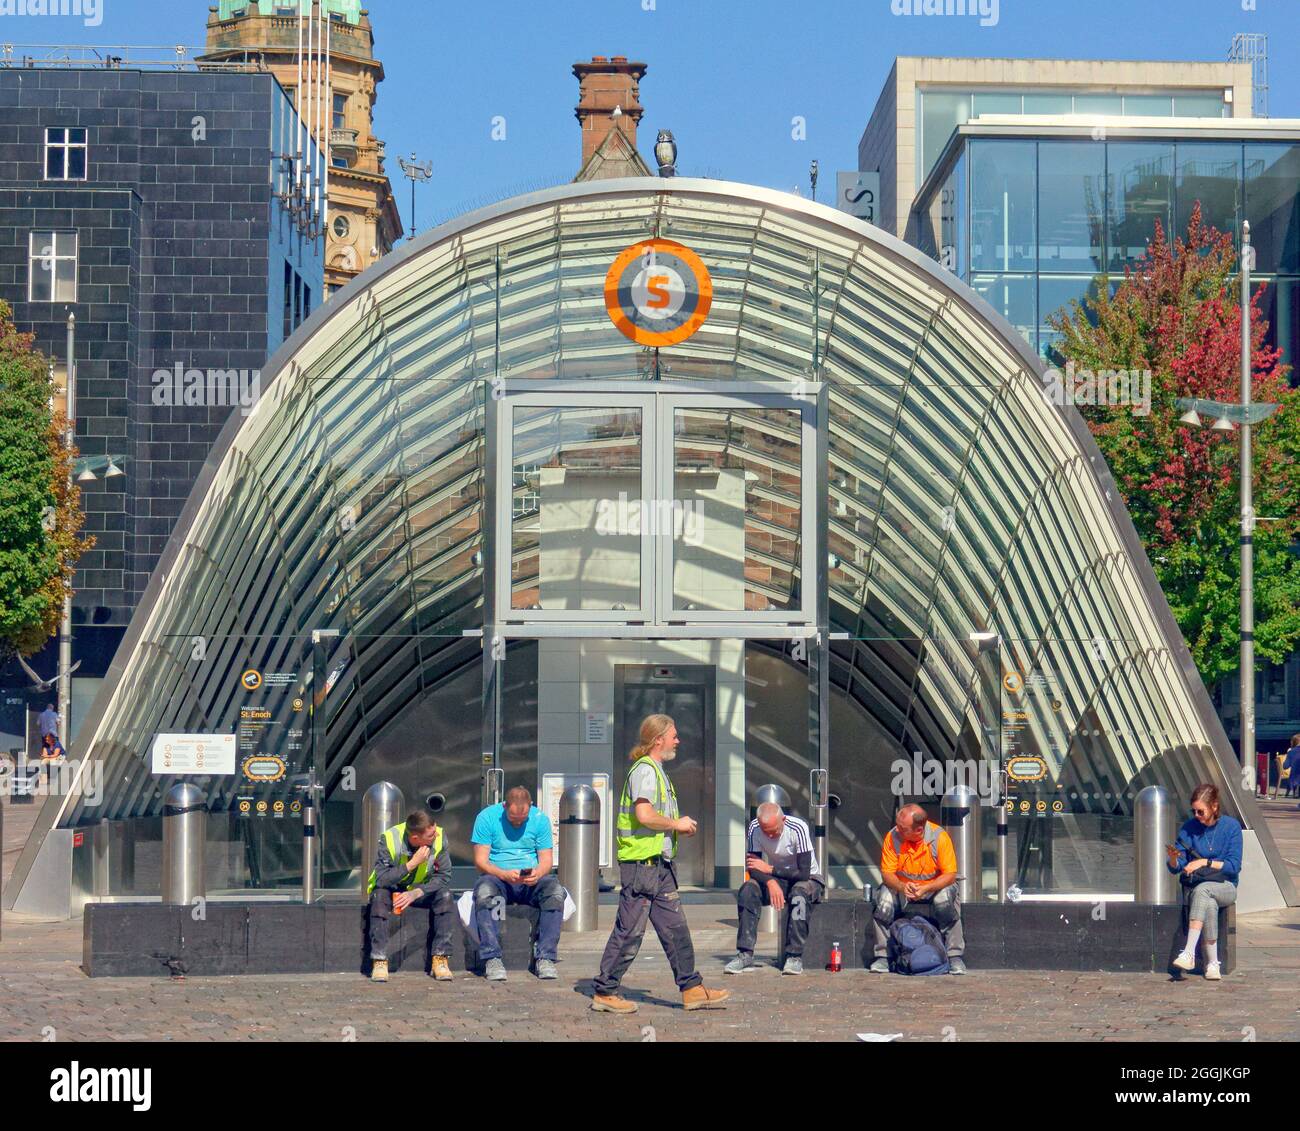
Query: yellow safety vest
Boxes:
[
  {"xmin": 616, "ymin": 757, "xmax": 677, "ymax": 862},
  {"xmin": 366, "ymin": 822, "xmax": 443, "ymax": 895}
]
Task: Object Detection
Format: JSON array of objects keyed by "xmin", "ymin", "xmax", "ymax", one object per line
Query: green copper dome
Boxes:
[{"xmin": 217, "ymin": 0, "xmax": 362, "ymax": 25}]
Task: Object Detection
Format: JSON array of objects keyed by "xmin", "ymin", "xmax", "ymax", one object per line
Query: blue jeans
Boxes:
[{"xmin": 472, "ymin": 873, "xmax": 564, "ymax": 962}]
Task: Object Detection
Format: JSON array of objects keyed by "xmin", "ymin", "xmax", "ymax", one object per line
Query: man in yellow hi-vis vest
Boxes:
[
  {"xmin": 367, "ymin": 809, "xmax": 454, "ymax": 983},
  {"xmin": 591, "ymin": 714, "xmax": 731, "ymax": 1013}
]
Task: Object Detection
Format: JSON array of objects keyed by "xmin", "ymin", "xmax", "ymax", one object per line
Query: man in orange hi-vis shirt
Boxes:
[{"xmin": 869, "ymin": 803, "xmax": 965, "ymax": 975}]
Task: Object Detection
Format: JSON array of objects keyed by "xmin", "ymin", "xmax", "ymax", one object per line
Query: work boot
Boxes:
[
  {"xmin": 868, "ymin": 957, "xmax": 890, "ymax": 974},
  {"xmin": 429, "ymin": 955, "xmax": 452, "ymax": 981},
  {"xmin": 370, "ymin": 958, "xmax": 389, "ymax": 983},
  {"xmin": 681, "ymin": 984, "xmax": 731, "ymax": 1011},
  {"xmin": 591, "ymin": 993, "xmax": 638, "ymax": 1014},
  {"xmin": 484, "ymin": 958, "xmax": 507, "ymax": 982}
]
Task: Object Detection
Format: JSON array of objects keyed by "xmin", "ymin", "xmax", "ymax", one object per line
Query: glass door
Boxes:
[{"xmin": 495, "ymin": 383, "xmax": 818, "ymax": 629}]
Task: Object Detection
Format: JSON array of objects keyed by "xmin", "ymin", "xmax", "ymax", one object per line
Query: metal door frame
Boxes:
[{"xmin": 614, "ymin": 662, "xmax": 716, "ymax": 888}]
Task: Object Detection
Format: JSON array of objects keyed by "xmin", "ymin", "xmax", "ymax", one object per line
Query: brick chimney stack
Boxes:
[{"xmin": 573, "ymin": 55, "xmax": 647, "ymax": 168}]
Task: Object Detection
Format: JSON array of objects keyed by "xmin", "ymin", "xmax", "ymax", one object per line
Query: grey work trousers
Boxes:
[{"xmin": 593, "ymin": 857, "xmax": 703, "ymax": 995}]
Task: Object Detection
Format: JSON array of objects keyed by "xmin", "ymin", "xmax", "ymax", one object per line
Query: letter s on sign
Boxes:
[{"xmin": 647, "ymin": 275, "xmax": 670, "ymax": 309}]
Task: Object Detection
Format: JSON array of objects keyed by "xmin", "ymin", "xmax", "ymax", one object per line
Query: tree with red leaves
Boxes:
[{"xmin": 1047, "ymin": 204, "xmax": 1300, "ymax": 687}]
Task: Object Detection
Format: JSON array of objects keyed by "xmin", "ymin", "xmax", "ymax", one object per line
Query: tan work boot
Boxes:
[
  {"xmin": 590, "ymin": 993, "xmax": 638, "ymax": 1014},
  {"xmin": 371, "ymin": 958, "xmax": 389, "ymax": 983},
  {"xmin": 681, "ymin": 984, "xmax": 731, "ymax": 1011},
  {"xmin": 430, "ymin": 955, "xmax": 452, "ymax": 981}
]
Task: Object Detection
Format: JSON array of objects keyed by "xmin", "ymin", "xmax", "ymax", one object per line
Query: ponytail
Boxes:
[{"xmin": 629, "ymin": 713, "xmax": 675, "ymax": 761}]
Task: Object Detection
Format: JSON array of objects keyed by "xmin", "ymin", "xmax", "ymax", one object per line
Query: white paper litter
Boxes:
[{"xmin": 856, "ymin": 1032, "xmax": 904, "ymax": 1042}]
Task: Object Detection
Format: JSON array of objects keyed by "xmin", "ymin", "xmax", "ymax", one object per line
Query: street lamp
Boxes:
[
  {"xmin": 1174, "ymin": 221, "xmax": 1280, "ymax": 793},
  {"xmin": 397, "ymin": 151, "xmax": 432, "ymax": 241},
  {"xmin": 57, "ymin": 312, "xmax": 75, "ymax": 743},
  {"xmin": 809, "ymin": 159, "xmax": 819, "ymax": 202}
]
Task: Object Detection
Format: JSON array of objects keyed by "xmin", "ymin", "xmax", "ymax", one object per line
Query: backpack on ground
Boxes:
[{"xmin": 888, "ymin": 915, "xmax": 950, "ymax": 975}]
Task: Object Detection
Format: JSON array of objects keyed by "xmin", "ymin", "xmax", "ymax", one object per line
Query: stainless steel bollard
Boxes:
[
  {"xmin": 809, "ymin": 768, "xmax": 828, "ymax": 897},
  {"xmin": 361, "ymin": 782, "xmax": 405, "ymax": 903},
  {"xmin": 1135, "ymin": 784, "xmax": 1179, "ymax": 905},
  {"xmin": 559, "ymin": 784, "xmax": 600, "ymax": 932},
  {"xmin": 753, "ymin": 783, "xmax": 792, "ymax": 933},
  {"xmin": 941, "ymin": 783, "xmax": 983, "ymax": 903},
  {"xmin": 161, "ymin": 782, "xmax": 206, "ymax": 905}
]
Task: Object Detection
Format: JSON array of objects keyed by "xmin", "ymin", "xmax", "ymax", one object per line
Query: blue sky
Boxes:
[{"xmin": 9, "ymin": 0, "xmax": 1297, "ymax": 226}]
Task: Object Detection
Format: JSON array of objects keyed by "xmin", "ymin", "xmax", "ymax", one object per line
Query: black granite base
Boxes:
[
  {"xmin": 84, "ymin": 900, "xmax": 539, "ymax": 978},
  {"xmin": 776, "ymin": 895, "xmax": 1235, "ymax": 974}
]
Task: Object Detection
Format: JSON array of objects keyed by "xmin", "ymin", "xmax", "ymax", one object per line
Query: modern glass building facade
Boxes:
[
  {"xmin": 8, "ymin": 178, "xmax": 1292, "ymax": 916},
  {"xmin": 914, "ymin": 120, "xmax": 1300, "ymax": 366}
]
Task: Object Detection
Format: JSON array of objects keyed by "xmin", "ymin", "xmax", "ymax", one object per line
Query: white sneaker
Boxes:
[
  {"xmin": 1172, "ymin": 951, "xmax": 1195, "ymax": 972},
  {"xmin": 1204, "ymin": 962, "xmax": 1222, "ymax": 981}
]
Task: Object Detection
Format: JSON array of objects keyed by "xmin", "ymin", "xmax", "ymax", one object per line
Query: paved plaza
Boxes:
[{"xmin": 3, "ymin": 800, "xmax": 1299, "ymax": 1042}]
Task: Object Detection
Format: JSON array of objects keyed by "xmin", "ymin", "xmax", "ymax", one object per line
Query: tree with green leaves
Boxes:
[
  {"xmin": 1046, "ymin": 205, "xmax": 1300, "ymax": 688},
  {"xmin": 0, "ymin": 300, "xmax": 93, "ymax": 663}
]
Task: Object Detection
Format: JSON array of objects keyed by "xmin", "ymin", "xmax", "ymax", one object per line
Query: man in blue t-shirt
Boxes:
[{"xmin": 471, "ymin": 785, "xmax": 564, "ymax": 982}]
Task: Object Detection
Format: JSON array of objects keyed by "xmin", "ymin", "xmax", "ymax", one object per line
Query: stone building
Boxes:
[{"xmin": 199, "ymin": 0, "xmax": 403, "ymax": 295}]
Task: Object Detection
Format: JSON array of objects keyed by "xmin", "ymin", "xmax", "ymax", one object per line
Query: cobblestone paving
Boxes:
[{"xmin": 2, "ymin": 914, "xmax": 1298, "ymax": 1042}]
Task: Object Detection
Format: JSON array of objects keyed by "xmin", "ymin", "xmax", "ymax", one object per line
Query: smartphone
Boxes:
[{"xmin": 520, "ymin": 867, "xmax": 533, "ymax": 877}]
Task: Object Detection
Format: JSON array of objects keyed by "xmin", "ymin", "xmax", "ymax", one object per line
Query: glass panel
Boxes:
[
  {"xmin": 672, "ymin": 405, "xmax": 802, "ymax": 614},
  {"xmin": 68, "ymin": 147, "xmax": 86, "ymax": 179},
  {"xmin": 1176, "ymin": 142, "xmax": 1241, "ymax": 244},
  {"xmin": 1123, "ymin": 94, "xmax": 1174, "ymax": 116},
  {"xmin": 1108, "ymin": 142, "xmax": 1174, "ymax": 269},
  {"xmin": 970, "ymin": 141, "xmax": 1036, "ymax": 272},
  {"xmin": 972, "ymin": 92, "xmax": 1023, "ymax": 117},
  {"xmin": 46, "ymin": 147, "xmax": 65, "ymax": 179},
  {"xmin": 1023, "ymin": 93, "xmax": 1072, "ymax": 115},
  {"xmin": 68, "ymin": 128, "xmax": 87, "ymax": 144},
  {"xmin": 972, "ymin": 273, "xmax": 1036, "ymax": 343},
  {"xmin": 55, "ymin": 258, "xmax": 76, "ymax": 301},
  {"xmin": 1258, "ymin": 276, "xmax": 1299, "ymax": 377},
  {"xmin": 1073, "ymin": 94, "xmax": 1122, "ymax": 115},
  {"xmin": 1038, "ymin": 142, "xmax": 1106, "ymax": 273},
  {"xmin": 510, "ymin": 405, "xmax": 643, "ymax": 612},
  {"xmin": 920, "ymin": 90, "xmax": 970, "ymax": 184},
  {"xmin": 1246, "ymin": 144, "xmax": 1300, "ymax": 274},
  {"xmin": 1174, "ymin": 94, "xmax": 1228, "ymax": 118}
]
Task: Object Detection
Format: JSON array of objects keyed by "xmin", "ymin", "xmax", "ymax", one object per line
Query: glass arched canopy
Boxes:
[{"xmin": 10, "ymin": 178, "xmax": 1291, "ymax": 909}]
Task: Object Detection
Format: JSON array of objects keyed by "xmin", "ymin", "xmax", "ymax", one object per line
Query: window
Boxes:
[
  {"xmin": 44, "ymin": 127, "xmax": 87, "ymax": 180},
  {"xmin": 29, "ymin": 231, "xmax": 77, "ymax": 302},
  {"xmin": 283, "ymin": 261, "xmax": 293, "ymax": 341},
  {"xmin": 970, "ymin": 140, "xmax": 1036, "ymax": 272},
  {"xmin": 333, "ymin": 93, "xmax": 347, "ymax": 130},
  {"xmin": 1176, "ymin": 142, "xmax": 1241, "ymax": 245},
  {"xmin": 332, "ymin": 214, "xmax": 351, "ymax": 239},
  {"xmin": 332, "ymin": 156, "xmax": 349, "ymax": 169},
  {"xmin": 1038, "ymin": 142, "xmax": 1106, "ymax": 273},
  {"xmin": 1245, "ymin": 144, "xmax": 1300, "ymax": 274},
  {"xmin": 1108, "ymin": 142, "xmax": 1174, "ymax": 269}
]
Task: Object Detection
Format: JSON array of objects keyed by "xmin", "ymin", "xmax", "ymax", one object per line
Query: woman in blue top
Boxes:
[
  {"xmin": 1166, "ymin": 783, "xmax": 1242, "ymax": 981},
  {"xmin": 1283, "ymin": 734, "xmax": 1300, "ymax": 801}
]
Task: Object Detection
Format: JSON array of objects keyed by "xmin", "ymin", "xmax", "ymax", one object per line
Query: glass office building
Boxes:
[
  {"xmin": 8, "ymin": 178, "xmax": 1291, "ymax": 915},
  {"xmin": 913, "ymin": 118, "xmax": 1300, "ymax": 366}
]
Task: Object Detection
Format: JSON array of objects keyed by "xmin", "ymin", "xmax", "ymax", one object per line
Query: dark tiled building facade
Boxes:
[{"xmin": 0, "ymin": 67, "xmax": 323, "ymax": 732}]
